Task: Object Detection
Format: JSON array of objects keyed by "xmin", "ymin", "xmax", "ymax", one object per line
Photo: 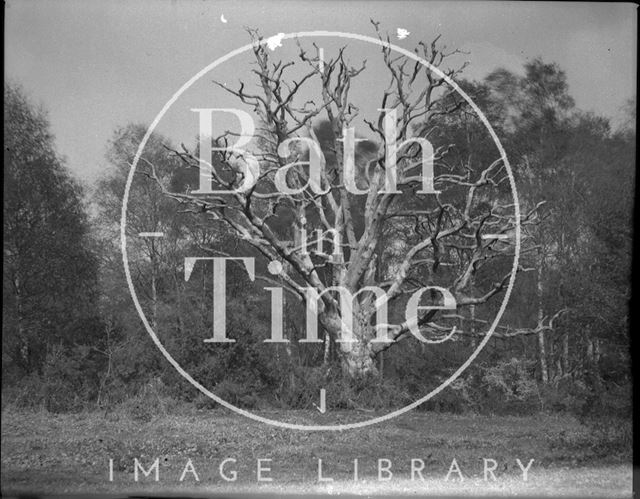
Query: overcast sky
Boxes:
[{"xmin": 5, "ymin": 0, "xmax": 637, "ymax": 185}]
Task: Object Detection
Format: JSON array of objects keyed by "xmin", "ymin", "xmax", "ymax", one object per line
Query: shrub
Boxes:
[{"xmin": 109, "ymin": 378, "xmax": 179, "ymax": 422}]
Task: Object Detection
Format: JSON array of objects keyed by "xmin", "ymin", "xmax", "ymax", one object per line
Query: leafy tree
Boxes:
[
  {"xmin": 3, "ymin": 82, "xmax": 99, "ymax": 384},
  {"xmin": 480, "ymin": 61, "xmax": 633, "ymax": 394}
]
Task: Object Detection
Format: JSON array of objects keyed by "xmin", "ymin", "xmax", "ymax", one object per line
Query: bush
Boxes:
[
  {"xmin": 1, "ymin": 373, "xmax": 47, "ymax": 411},
  {"xmin": 424, "ymin": 377, "xmax": 476, "ymax": 414},
  {"xmin": 271, "ymin": 364, "xmax": 412, "ymax": 410},
  {"xmin": 212, "ymin": 379, "xmax": 259, "ymax": 408},
  {"xmin": 2, "ymin": 344, "xmax": 103, "ymax": 413},
  {"xmin": 478, "ymin": 358, "xmax": 541, "ymax": 414},
  {"xmin": 432, "ymin": 359, "xmax": 542, "ymax": 415},
  {"xmin": 539, "ymin": 377, "xmax": 589, "ymax": 413},
  {"xmin": 109, "ymin": 378, "xmax": 179, "ymax": 422}
]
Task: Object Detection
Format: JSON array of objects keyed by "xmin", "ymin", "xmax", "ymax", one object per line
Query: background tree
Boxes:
[
  {"xmin": 461, "ymin": 61, "xmax": 634, "ymax": 412},
  {"xmin": 3, "ymin": 83, "xmax": 100, "ymax": 408},
  {"xmin": 96, "ymin": 124, "xmax": 281, "ymax": 407}
]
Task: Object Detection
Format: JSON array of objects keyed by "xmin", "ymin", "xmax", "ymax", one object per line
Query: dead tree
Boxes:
[{"xmin": 144, "ymin": 26, "xmax": 545, "ymax": 379}]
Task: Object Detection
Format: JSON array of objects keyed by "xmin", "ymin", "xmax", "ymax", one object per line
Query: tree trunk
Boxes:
[
  {"xmin": 150, "ymin": 266, "xmax": 158, "ymax": 330},
  {"xmin": 323, "ymin": 331, "xmax": 331, "ymax": 365},
  {"xmin": 469, "ymin": 304, "xmax": 477, "ymax": 350},
  {"xmin": 172, "ymin": 271, "xmax": 185, "ymax": 338},
  {"xmin": 339, "ymin": 339, "xmax": 378, "ymax": 378},
  {"xmin": 14, "ymin": 273, "xmax": 29, "ymax": 369},
  {"xmin": 469, "ymin": 275, "xmax": 477, "ymax": 350},
  {"xmin": 322, "ymin": 312, "xmax": 378, "ymax": 378},
  {"xmin": 537, "ymin": 262, "xmax": 549, "ymax": 384},
  {"xmin": 562, "ymin": 332, "xmax": 569, "ymax": 377},
  {"xmin": 583, "ymin": 335, "xmax": 603, "ymax": 417},
  {"xmin": 149, "ymin": 239, "xmax": 158, "ymax": 330}
]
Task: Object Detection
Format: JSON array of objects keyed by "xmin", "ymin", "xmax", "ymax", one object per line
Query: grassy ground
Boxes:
[{"xmin": 1, "ymin": 408, "xmax": 632, "ymax": 496}]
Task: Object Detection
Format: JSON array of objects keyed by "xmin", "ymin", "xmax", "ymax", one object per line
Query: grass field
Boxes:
[{"xmin": 1, "ymin": 408, "xmax": 632, "ymax": 496}]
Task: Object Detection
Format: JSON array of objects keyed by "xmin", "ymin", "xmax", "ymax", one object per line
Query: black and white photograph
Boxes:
[{"xmin": 2, "ymin": 1, "xmax": 636, "ymax": 497}]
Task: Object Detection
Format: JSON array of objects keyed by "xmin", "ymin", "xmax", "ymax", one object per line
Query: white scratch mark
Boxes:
[
  {"xmin": 397, "ymin": 28, "xmax": 410, "ymax": 40},
  {"xmin": 138, "ymin": 232, "xmax": 165, "ymax": 237},
  {"xmin": 266, "ymin": 33, "xmax": 285, "ymax": 51},
  {"xmin": 482, "ymin": 234, "xmax": 511, "ymax": 240}
]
